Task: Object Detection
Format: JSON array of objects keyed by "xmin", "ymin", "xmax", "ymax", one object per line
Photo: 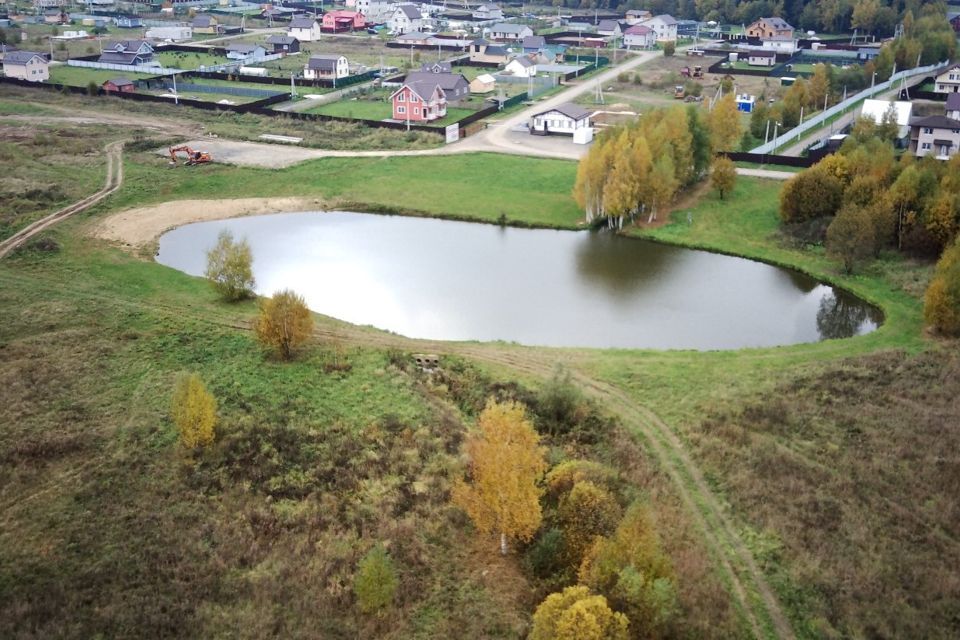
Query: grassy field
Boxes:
[
  {"xmin": 1, "ymin": 88, "xmax": 957, "ymax": 639},
  {"xmin": 111, "ymin": 151, "xmax": 582, "ymax": 228},
  {"xmin": 47, "ymin": 65, "xmax": 156, "ymax": 87},
  {"xmin": 306, "ymin": 98, "xmax": 476, "ymax": 126},
  {"xmin": 157, "ymin": 51, "xmax": 233, "ymax": 70}
]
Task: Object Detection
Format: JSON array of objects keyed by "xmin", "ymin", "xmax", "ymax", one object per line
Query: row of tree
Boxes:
[
  {"xmin": 454, "ymin": 399, "xmax": 678, "ymax": 639},
  {"xmin": 573, "ymin": 101, "xmax": 740, "ymax": 227}
]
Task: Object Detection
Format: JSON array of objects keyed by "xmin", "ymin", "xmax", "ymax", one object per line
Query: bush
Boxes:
[
  {"xmin": 170, "ymin": 373, "xmax": 217, "ymax": 450},
  {"xmin": 616, "ymin": 72, "xmax": 630, "ymax": 83},
  {"xmin": 354, "ymin": 545, "xmax": 399, "ymax": 613},
  {"xmin": 924, "ymin": 237, "xmax": 960, "ymax": 335},
  {"xmin": 205, "ymin": 229, "xmax": 255, "ymax": 301},
  {"xmin": 254, "ymin": 289, "xmax": 313, "ymax": 360},
  {"xmin": 826, "ymin": 204, "xmax": 876, "ymax": 273},
  {"xmin": 779, "ymin": 166, "xmax": 844, "ymax": 224},
  {"xmin": 530, "ymin": 586, "xmax": 629, "ymax": 640},
  {"xmin": 663, "ymin": 41, "xmax": 676, "ymax": 57}
]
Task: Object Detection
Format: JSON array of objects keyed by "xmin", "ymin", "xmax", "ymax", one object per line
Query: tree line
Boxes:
[{"xmin": 573, "ymin": 100, "xmax": 741, "ymax": 228}]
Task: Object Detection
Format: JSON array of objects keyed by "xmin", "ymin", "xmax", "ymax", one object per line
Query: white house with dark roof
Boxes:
[
  {"xmin": 640, "ymin": 15, "xmax": 677, "ymax": 42},
  {"xmin": 469, "ymin": 39, "xmax": 510, "ymax": 64},
  {"xmin": 596, "ymin": 19, "xmax": 624, "ymax": 37},
  {"xmin": 909, "ymin": 115, "xmax": 960, "ymax": 159},
  {"xmin": 225, "ymin": 43, "xmax": 265, "ymax": 60},
  {"xmin": 623, "ymin": 24, "xmax": 654, "ymax": 49},
  {"xmin": 304, "ymin": 54, "xmax": 349, "ymax": 80},
  {"xmin": 487, "ymin": 23, "xmax": 533, "ymax": 42},
  {"xmin": 288, "ymin": 15, "xmax": 322, "ymax": 41},
  {"xmin": 522, "ymin": 35, "xmax": 546, "ymax": 53},
  {"xmin": 473, "ymin": 4, "xmax": 503, "ymax": 20},
  {"xmin": 934, "ymin": 64, "xmax": 960, "ymax": 93},
  {"xmin": 748, "ymin": 50, "xmax": 776, "ymax": 67},
  {"xmin": 192, "ymin": 14, "xmax": 220, "ymax": 35},
  {"xmin": 2, "ymin": 51, "xmax": 48, "ymax": 82},
  {"xmin": 530, "ymin": 102, "xmax": 591, "ymax": 135},
  {"xmin": 266, "ymin": 35, "xmax": 300, "ymax": 54},
  {"xmin": 504, "ymin": 54, "xmax": 537, "ymax": 77},
  {"xmin": 389, "ymin": 4, "xmax": 423, "ymax": 34},
  {"xmin": 97, "ymin": 40, "xmax": 156, "ymax": 66},
  {"xmin": 947, "ymin": 93, "xmax": 960, "ymax": 120}
]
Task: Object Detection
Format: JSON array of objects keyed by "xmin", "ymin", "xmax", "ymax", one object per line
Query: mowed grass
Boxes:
[
  {"xmin": 157, "ymin": 51, "xmax": 233, "ymax": 70},
  {"xmin": 110, "ymin": 151, "xmax": 584, "ymax": 227},
  {"xmin": 47, "ymin": 65, "xmax": 155, "ymax": 87}
]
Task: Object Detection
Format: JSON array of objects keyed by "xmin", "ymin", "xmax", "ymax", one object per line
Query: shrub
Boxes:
[
  {"xmin": 170, "ymin": 373, "xmax": 217, "ymax": 449},
  {"xmin": 779, "ymin": 166, "xmax": 844, "ymax": 224},
  {"xmin": 354, "ymin": 545, "xmax": 399, "ymax": 613},
  {"xmin": 530, "ymin": 585, "xmax": 629, "ymax": 640},
  {"xmin": 254, "ymin": 289, "xmax": 313, "ymax": 360},
  {"xmin": 558, "ymin": 481, "xmax": 622, "ymax": 568},
  {"xmin": 663, "ymin": 41, "xmax": 675, "ymax": 57},
  {"xmin": 205, "ymin": 229, "xmax": 255, "ymax": 301},
  {"xmin": 826, "ymin": 204, "xmax": 876, "ymax": 273}
]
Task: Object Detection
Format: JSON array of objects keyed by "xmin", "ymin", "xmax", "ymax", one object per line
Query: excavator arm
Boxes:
[{"xmin": 168, "ymin": 145, "xmax": 212, "ymax": 166}]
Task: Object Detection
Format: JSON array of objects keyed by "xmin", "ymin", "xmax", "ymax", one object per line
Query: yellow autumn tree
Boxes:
[
  {"xmin": 254, "ymin": 289, "xmax": 313, "ymax": 360},
  {"xmin": 707, "ymin": 93, "xmax": 742, "ymax": 152},
  {"xmin": 529, "ymin": 585, "xmax": 629, "ymax": 640},
  {"xmin": 711, "ymin": 156, "xmax": 737, "ymax": 200},
  {"xmin": 558, "ymin": 480, "xmax": 623, "ymax": 568},
  {"xmin": 924, "ymin": 237, "xmax": 960, "ymax": 336},
  {"xmin": 452, "ymin": 399, "xmax": 547, "ymax": 555},
  {"xmin": 170, "ymin": 373, "xmax": 217, "ymax": 449}
]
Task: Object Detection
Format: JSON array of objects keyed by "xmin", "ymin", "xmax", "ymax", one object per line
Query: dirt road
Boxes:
[{"xmin": 0, "ymin": 141, "xmax": 125, "ymax": 259}]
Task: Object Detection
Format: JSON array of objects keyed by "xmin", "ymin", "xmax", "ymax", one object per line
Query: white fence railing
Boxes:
[
  {"xmin": 65, "ymin": 52, "xmax": 285, "ymax": 76},
  {"xmin": 750, "ymin": 60, "xmax": 950, "ymax": 154}
]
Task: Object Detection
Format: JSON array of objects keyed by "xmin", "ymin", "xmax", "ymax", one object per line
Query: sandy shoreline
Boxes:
[{"xmin": 91, "ymin": 197, "xmax": 330, "ymax": 248}]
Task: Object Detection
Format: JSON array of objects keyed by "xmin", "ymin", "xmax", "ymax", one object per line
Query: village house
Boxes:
[
  {"xmin": 909, "ymin": 114, "xmax": 960, "ymax": 159},
  {"xmin": 625, "ymin": 9, "xmax": 652, "ymax": 25},
  {"xmin": 948, "ymin": 93, "xmax": 960, "ymax": 120},
  {"xmin": 747, "ymin": 50, "xmax": 776, "ymax": 67},
  {"xmin": 504, "ymin": 54, "xmax": 537, "ymax": 78},
  {"xmin": 225, "ymin": 43, "xmax": 265, "ymax": 60},
  {"xmin": 389, "ymin": 4, "xmax": 423, "ymax": 34},
  {"xmin": 102, "ymin": 77, "xmax": 136, "ymax": 92},
  {"xmin": 191, "ymin": 14, "xmax": 220, "ymax": 35},
  {"xmin": 303, "ymin": 54, "xmax": 349, "ymax": 80},
  {"xmin": 266, "ymin": 35, "xmax": 300, "ymax": 54},
  {"xmin": 530, "ymin": 102, "xmax": 591, "ymax": 135},
  {"xmin": 356, "ymin": 0, "xmax": 395, "ymax": 24},
  {"xmin": 640, "ymin": 15, "xmax": 677, "ymax": 42},
  {"xmin": 469, "ymin": 73, "xmax": 496, "ymax": 93},
  {"xmin": 323, "ymin": 10, "xmax": 365, "ymax": 33},
  {"xmin": 596, "ymin": 19, "xmax": 625, "ymax": 38},
  {"xmin": 949, "ymin": 11, "xmax": 960, "ymax": 33},
  {"xmin": 469, "ymin": 38, "xmax": 510, "ymax": 64},
  {"xmin": 622, "ymin": 25, "xmax": 654, "ymax": 49},
  {"xmin": 2, "ymin": 51, "xmax": 49, "ymax": 82},
  {"xmin": 473, "ymin": 4, "xmax": 503, "ymax": 21},
  {"xmin": 420, "ymin": 61, "xmax": 452, "ymax": 74},
  {"xmin": 98, "ymin": 39, "xmax": 155, "ymax": 66},
  {"xmin": 115, "ymin": 15, "xmax": 143, "ymax": 28},
  {"xmin": 288, "ymin": 15, "xmax": 322, "ymax": 42},
  {"xmin": 406, "ymin": 70, "xmax": 469, "ymax": 104},
  {"xmin": 145, "ymin": 25, "xmax": 192, "ymax": 41},
  {"xmin": 487, "ymin": 23, "xmax": 533, "ymax": 42},
  {"xmin": 391, "ymin": 80, "xmax": 447, "ymax": 122},
  {"xmin": 934, "ymin": 64, "xmax": 960, "ymax": 93},
  {"xmin": 522, "ymin": 35, "xmax": 546, "ymax": 54},
  {"xmin": 746, "ymin": 17, "xmax": 794, "ymax": 40}
]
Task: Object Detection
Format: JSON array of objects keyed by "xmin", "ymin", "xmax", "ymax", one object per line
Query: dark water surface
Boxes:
[{"xmin": 156, "ymin": 211, "xmax": 881, "ymax": 350}]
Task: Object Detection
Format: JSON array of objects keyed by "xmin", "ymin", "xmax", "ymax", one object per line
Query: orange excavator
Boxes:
[{"xmin": 168, "ymin": 145, "xmax": 212, "ymax": 166}]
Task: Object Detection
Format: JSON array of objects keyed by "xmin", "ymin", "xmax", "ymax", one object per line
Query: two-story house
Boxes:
[
  {"xmin": 2, "ymin": 51, "xmax": 49, "ymax": 82},
  {"xmin": 934, "ymin": 64, "xmax": 960, "ymax": 93},
  {"xmin": 288, "ymin": 15, "xmax": 322, "ymax": 42},
  {"xmin": 388, "ymin": 5, "xmax": 423, "ymax": 34},
  {"xmin": 303, "ymin": 54, "xmax": 350, "ymax": 80},
  {"xmin": 97, "ymin": 39, "xmax": 155, "ymax": 66},
  {"xmin": 405, "ymin": 70, "xmax": 469, "ymax": 104},
  {"xmin": 391, "ymin": 80, "xmax": 447, "ymax": 122},
  {"xmin": 640, "ymin": 15, "xmax": 677, "ymax": 42}
]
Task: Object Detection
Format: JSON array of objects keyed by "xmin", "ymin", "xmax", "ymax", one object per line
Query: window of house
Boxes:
[
  {"xmin": 411, "ymin": 94, "xmax": 418, "ymax": 103},
  {"xmin": 397, "ymin": 106, "xmax": 406, "ymax": 114},
  {"xmin": 398, "ymin": 93, "xmax": 405, "ymax": 101},
  {"xmin": 414, "ymin": 107, "xmax": 420, "ymax": 114},
  {"xmin": 922, "ymin": 142, "xmax": 931, "ymax": 150},
  {"xmin": 923, "ymin": 128, "xmax": 933, "ymax": 134}
]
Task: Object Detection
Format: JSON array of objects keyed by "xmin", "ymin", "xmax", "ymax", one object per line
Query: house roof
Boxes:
[
  {"xmin": 393, "ymin": 79, "xmax": 444, "ymax": 102},
  {"xmin": 267, "ymin": 35, "xmax": 297, "ymax": 45},
  {"xmin": 490, "ymin": 23, "xmax": 529, "ymax": 34},
  {"xmin": 536, "ymin": 102, "xmax": 590, "ymax": 120},
  {"xmin": 624, "ymin": 25, "xmax": 652, "ymax": 35},
  {"xmin": 2, "ymin": 51, "xmax": 46, "ymax": 65},
  {"xmin": 396, "ymin": 4, "xmax": 421, "ymax": 20},
  {"xmin": 485, "ymin": 45, "xmax": 508, "ymax": 56},
  {"xmin": 109, "ymin": 39, "xmax": 152, "ymax": 52},
  {"xmin": 227, "ymin": 42, "xmax": 263, "ymax": 53},
  {"xmin": 934, "ymin": 139, "xmax": 954, "ymax": 146},
  {"xmin": 509, "ymin": 55, "xmax": 536, "ymax": 68},
  {"xmin": 947, "ymin": 93, "xmax": 960, "ymax": 111},
  {"xmin": 477, "ymin": 4, "xmax": 499, "ymax": 10},
  {"xmin": 597, "ymin": 19, "xmax": 620, "ymax": 31},
  {"xmin": 754, "ymin": 16, "xmax": 793, "ymax": 31},
  {"xmin": 289, "ymin": 15, "xmax": 317, "ymax": 29},
  {"xmin": 420, "ymin": 61, "xmax": 451, "ymax": 73},
  {"xmin": 192, "ymin": 15, "xmax": 216, "ymax": 27},
  {"xmin": 307, "ymin": 54, "xmax": 346, "ymax": 70},
  {"xmin": 474, "ymin": 73, "xmax": 496, "ymax": 83},
  {"xmin": 105, "ymin": 77, "xmax": 134, "ymax": 86},
  {"xmin": 522, "ymin": 35, "xmax": 545, "ymax": 48},
  {"xmin": 750, "ymin": 50, "xmax": 776, "ymax": 58},
  {"xmin": 650, "ymin": 14, "xmax": 677, "ymax": 26},
  {"xmin": 911, "ymin": 115, "xmax": 960, "ymax": 130},
  {"xmin": 97, "ymin": 51, "xmax": 141, "ymax": 64},
  {"xmin": 406, "ymin": 70, "xmax": 467, "ymax": 91}
]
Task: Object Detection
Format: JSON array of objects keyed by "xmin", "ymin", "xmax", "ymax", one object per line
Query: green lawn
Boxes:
[
  {"xmin": 157, "ymin": 51, "xmax": 233, "ymax": 70},
  {"xmin": 47, "ymin": 66, "xmax": 156, "ymax": 87},
  {"xmin": 306, "ymin": 96, "xmax": 392, "ymax": 120}
]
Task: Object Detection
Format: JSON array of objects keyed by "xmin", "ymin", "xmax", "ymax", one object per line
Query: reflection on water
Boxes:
[
  {"xmin": 816, "ymin": 291, "xmax": 882, "ymax": 340},
  {"xmin": 156, "ymin": 211, "xmax": 881, "ymax": 350}
]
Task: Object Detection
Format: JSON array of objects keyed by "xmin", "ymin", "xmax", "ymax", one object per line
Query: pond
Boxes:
[{"xmin": 156, "ymin": 211, "xmax": 882, "ymax": 350}]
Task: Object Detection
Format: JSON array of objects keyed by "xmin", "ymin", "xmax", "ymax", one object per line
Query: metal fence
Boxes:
[
  {"xmin": 67, "ymin": 59, "xmax": 181, "ymax": 75},
  {"xmin": 750, "ymin": 60, "xmax": 950, "ymax": 154}
]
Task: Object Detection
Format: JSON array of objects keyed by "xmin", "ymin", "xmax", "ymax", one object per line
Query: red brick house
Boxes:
[
  {"xmin": 102, "ymin": 77, "xmax": 136, "ymax": 93},
  {"xmin": 322, "ymin": 10, "xmax": 365, "ymax": 32},
  {"xmin": 390, "ymin": 80, "xmax": 447, "ymax": 122}
]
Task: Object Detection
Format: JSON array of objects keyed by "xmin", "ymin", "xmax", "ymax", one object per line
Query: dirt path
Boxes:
[{"xmin": 0, "ymin": 141, "xmax": 125, "ymax": 259}]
